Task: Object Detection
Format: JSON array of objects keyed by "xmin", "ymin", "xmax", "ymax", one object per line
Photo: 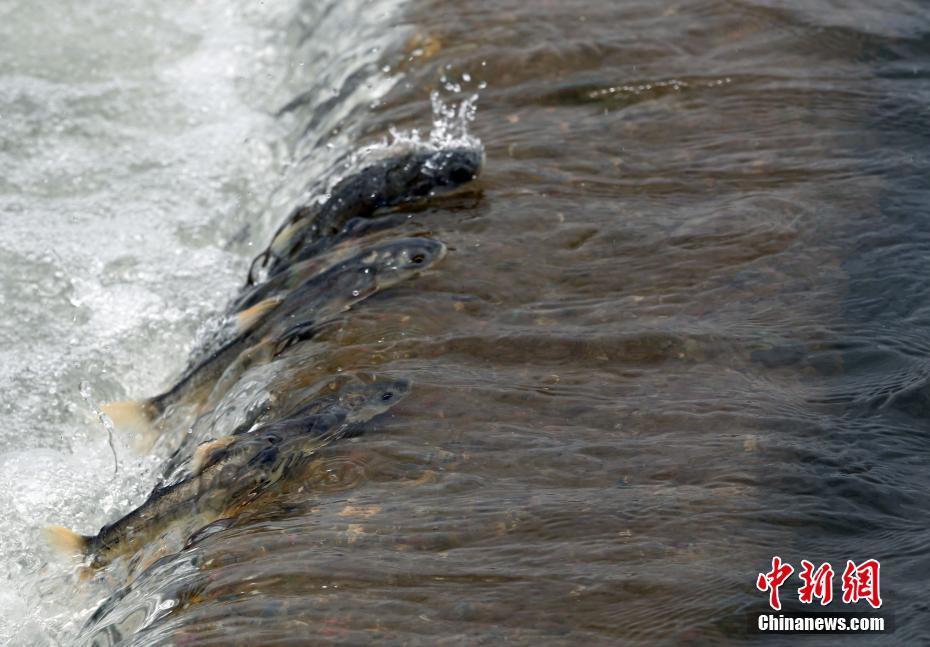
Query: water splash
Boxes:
[
  {"xmin": 79, "ymin": 381, "xmax": 119, "ymax": 477},
  {"xmin": 358, "ymin": 89, "xmax": 484, "ymax": 166},
  {"xmin": 428, "ymin": 90, "xmax": 480, "ymax": 148},
  {"xmin": 279, "ymin": 86, "xmax": 484, "ymax": 231}
]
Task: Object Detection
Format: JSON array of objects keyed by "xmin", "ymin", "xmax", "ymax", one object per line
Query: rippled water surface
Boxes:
[{"xmin": 2, "ymin": 0, "xmax": 930, "ymax": 644}]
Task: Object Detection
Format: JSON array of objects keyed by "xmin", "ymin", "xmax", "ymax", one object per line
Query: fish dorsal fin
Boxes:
[
  {"xmin": 190, "ymin": 435, "xmax": 238, "ymax": 474},
  {"xmin": 234, "ymin": 297, "xmax": 283, "ymax": 334}
]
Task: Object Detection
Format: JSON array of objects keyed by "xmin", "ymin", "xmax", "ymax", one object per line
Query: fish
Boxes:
[
  {"xmin": 179, "ymin": 216, "xmax": 426, "ymax": 400},
  {"xmin": 161, "ymin": 375, "xmax": 411, "ymax": 483},
  {"xmin": 288, "ymin": 211, "xmax": 428, "ymax": 272},
  {"xmin": 46, "ymin": 377, "xmax": 409, "ymax": 570},
  {"xmin": 209, "ymin": 236, "xmax": 444, "ymax": 410},
  {"xmin": 101, "ymin": 237, "xmax": 445, "ymax": 448},
  {"xmin": 248, "ymin": 146, "xmax": 481, "ymax": 283},
  {"xmin": 232, "ymin": 212, "xmax": 428, "ymax": 313}
]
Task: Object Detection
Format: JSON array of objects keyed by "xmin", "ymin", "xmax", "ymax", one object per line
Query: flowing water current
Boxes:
[{"xmin": 2, "ymin": 0, "xmax": 930, "ymax": 644}]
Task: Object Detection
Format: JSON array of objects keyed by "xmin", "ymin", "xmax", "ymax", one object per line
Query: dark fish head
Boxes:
[
  {"xmin": 337, "ymin": 376, "xmax": 411, "ymax": 421},
  {"xmin": 384, "ymin": 147, "xmax": 483, "ymax": 202},
  {"xmin": 420, "ymin": 147, "xmax": 483, "ymax": 189},
  {"xmin": 280, "ymin": 238, "xmax": 443, "ymax": 332},
  {"xmin": 364, "ymin": 237, "xmax": 446, "ymax": 288}
]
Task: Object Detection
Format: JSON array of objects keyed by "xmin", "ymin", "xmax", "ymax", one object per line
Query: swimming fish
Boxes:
[
  {"xmin": 232, "ymin": 212, "xmax": 428, "ymax": 313},
  {"xmin": 46, "ymin": 378, "xmax": 409, "ymax": 570},
  {"xmin": 161, "ymin": 375, "xmax": 410, "ymax": 483},
  {"xmin": 101, "ymin": 237, "xmax": 445, "ymax": 449},
  {"xmin": 248, "ymin": 146, "xmax": 481, "ymax": 283}
]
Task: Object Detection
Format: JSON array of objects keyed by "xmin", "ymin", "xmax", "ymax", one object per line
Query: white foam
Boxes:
[{"xmin": 0, "ymin": 0, "xmax": 297, "ymax": 642}]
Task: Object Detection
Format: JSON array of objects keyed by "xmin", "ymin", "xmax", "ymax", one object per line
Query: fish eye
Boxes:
[
  {"xmin": 450, "ymin": 166, "xmax": 473, "ymax": 183},
  {"xmin": 411, "ymin": 254, "xmax": 425, "ymax": 264},
  {"xmin": 381, "ymin": 391, "xmax": 394, "ymax": 401}
]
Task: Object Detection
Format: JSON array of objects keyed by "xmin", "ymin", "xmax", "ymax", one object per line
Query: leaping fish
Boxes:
[
  {"xmin": 46, "ymin": 378, "xmax": 409, "ymax": 570},
  {"xmin": 160, "ymin": 374, "xmax": 409, "ymax": 483},
  {"xmin": 232, "ymin": 211, "xmax": 429, "ymax": 313},
  {"xmin": 249, "ymin": 146, "xmax": 482, "ymax": 283},
  {"xmin": 101, "ymin": 237, "xmax": 444, "ymax": 450}
]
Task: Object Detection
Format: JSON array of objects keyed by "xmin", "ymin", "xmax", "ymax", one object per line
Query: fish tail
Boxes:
[
  {"xmin": 101, "ymin": 399, "xmax": 159, "ymax": 453},
  {"xmin": 43, "ymin": 525, "xmax": 89, "ymax": 558}
]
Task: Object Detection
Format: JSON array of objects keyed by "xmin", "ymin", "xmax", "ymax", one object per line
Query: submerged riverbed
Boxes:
[{"xmin": 2, "ymin": 0, "xmax": 930, "ymax": 644}]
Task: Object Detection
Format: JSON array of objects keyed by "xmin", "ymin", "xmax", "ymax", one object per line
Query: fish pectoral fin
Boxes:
[
  {"xmin": 43, "ymin": 525, "xmax": 89, "ymax": 559},
  {"xmin": 234, "ymin": 297, "xmax": 283, "ymax": 334},
  {"xmin": 190, "ymin": 435, "xmax": 238, "ymax": 474},
  {"xmin": 101, "ymin": 399, "xmax": 158, "ymax": 453},
  {"xmin": 246, "ymin": 250, "xmax": 271, "ymax": 287},
  {"xmin": 273, "ymin": 320, "xmax": 323, "ymax": 356}
]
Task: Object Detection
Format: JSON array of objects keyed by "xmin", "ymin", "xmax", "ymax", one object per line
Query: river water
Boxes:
[{"xmin": 1, "ymin": 0, "xmax": 929, "ymax": 644}]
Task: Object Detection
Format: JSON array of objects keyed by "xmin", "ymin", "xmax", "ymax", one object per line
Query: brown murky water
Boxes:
[{"xmin": 75, "ymin": 0, "xmax": 930, "ymax": 644}]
